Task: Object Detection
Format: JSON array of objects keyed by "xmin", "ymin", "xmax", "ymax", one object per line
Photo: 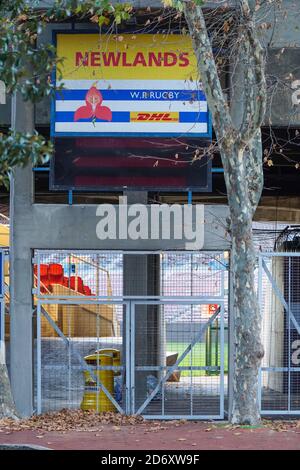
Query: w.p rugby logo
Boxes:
[{"xmin": 74, "ymin": 84, "xmax": 112, "ymax": 122}]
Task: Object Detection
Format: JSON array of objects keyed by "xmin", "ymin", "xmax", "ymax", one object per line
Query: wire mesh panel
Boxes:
[
  {"xmin": 132, "ymin": 302, "xmax": 226, "ymax": 419},
  {"xmin": 34, "ymin": 250, "xmax": 228, "ymax": 419},
  {"xmin": 35, "ymin": 301, "xmax": 127, "ymax": 414},
  {"xmin": 161, "ymin": 252, "xmax": 228, "ymax": 298},
  {"xmin": 260, "ymin": 253, "xmax": 300, "ymax": 414},
  {"xmin": 34, "ymin": 251, "xmax": 123, "ymax": 299},
  {"xmin": 34, "ymin": 250, "xmax": 228, "ymax": 301}
]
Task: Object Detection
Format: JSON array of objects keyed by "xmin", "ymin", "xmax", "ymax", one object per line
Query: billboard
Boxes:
[{"xmin": 52, "ymin": 33, "xmax": 210, "ymax": 138}]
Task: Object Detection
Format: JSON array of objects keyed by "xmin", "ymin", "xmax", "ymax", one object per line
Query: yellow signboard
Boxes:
[
  {"xmin": 54, "ymin": 33, "xmax": 210, "ymax": 137},
  {"xmin": 57, "ymin": 33, "xmax": 198, "ymax": 81}
]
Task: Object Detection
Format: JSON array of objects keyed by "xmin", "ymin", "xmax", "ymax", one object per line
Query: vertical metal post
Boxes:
[
  {"xmin": 258, "ymin": 253, "xmax": 263, "ymax": 412},
  {"xmin": 161, "ymin": 314, "xmax": 165, "ymax": 414},
  {"xmin": 227, "ymin": 250, "xmax": 235, "ymax": 420},
  {"xmin": 37, "ymin": 303, "xmax": 42, "ymax": 414},
  {"xmin": 220, "ymin": 303, "xmax": 225, "ymax": 419},
  {"xmin": 0, "ymin": 251, "xmax": 4, "ymax": 364},
  {"xmin": 68, "ymin": 254, "xmax": 71, "ymax": 289},
  {"xmin": 215, "ymin": 318, "xmax": 219, "ymax": 367},
  {"xmin": 67, "ymin": 306, "xmax": 72, "ymax": 408},
  {"xmin": 37, "ymin": 251, "xmax": 41, "ymax": 296},
  {"xmin": 258, "ymin": 368, "xmax": 262, "ymax": 413},
  {"xmin": 96, "ymin": 256, "xmax": 100, "ymax": 411},
  {"xmin": 205, "ymin": 324, "xmax": 211, "ymax": 375},
  {"xmin": 221, "ymin": 252, "xmax": 226, "ymax": 299},
  {"xmin": 288, "ymin": 256, "xmax": 291, "ymax": 412},
  {"xmin": 190, "ymin": 255, "xmax": 193, "ymax": 415},
  {"xmin": 125, "ymin": 301, "xmax": 131, "ymax": 415},
  {"xmin": 161, "ymin": 256, "xmax": 165, "ymax": 416},
  {"xmin": 130, "ymin": 301, "xmax": 135, "ymax": 414}
]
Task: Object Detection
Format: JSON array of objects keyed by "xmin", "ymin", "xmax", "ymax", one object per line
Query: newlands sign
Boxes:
[{"xmin": 53, "ymin": 33, "xmax": 210, "ymax": 138}]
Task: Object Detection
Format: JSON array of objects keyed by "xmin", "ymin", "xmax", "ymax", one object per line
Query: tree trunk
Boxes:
[
  {"xmin": 182, "ymin": 0, "xmax": 266, "ymax": 424},
  {"xmin": 0, "ymin": 361, "xmax": 18, "ymax": 419},
  {"xmin": 230, "ymin": 212, "xmax": 264, "ymax": 424},
  {"xmin": 225, "ymin": 144, "xmax": 264, "ymax": 425}
]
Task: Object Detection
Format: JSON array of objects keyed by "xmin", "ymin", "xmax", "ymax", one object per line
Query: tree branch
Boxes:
[
  {"xmin": 183, "ymin": 0, "xmax": 235, "ymax": 149},
  {"xmin": 238, "ymin": 0, "xmax": 267, "ymax": 144}
]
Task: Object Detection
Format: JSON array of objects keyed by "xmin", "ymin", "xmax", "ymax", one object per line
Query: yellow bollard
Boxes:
[
  {"xmin": 81, "ymin": 353, "xmax": 115, "ymax": 412},
  {"xmin": 96, "ymin": 349, "xmax": 121, "ymax": 376}
]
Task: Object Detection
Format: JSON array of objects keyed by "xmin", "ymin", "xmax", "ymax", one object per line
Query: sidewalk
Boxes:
[{"xmin": 1, "ymin": 411, "xmax": 300, "ymax": 450}]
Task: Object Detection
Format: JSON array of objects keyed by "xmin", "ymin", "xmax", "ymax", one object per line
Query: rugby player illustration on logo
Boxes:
[{"xmin": 74, "ymin": 84, "xmax": 112, "ymax": 122}]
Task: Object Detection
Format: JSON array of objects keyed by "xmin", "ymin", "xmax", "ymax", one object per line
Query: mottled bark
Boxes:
[
  {"xmin": 0, "ymin": 364, "xmax": 18, "ymax": 419},
  {"xmin": 184, "ymin": 0, "xmax": 266, "ymax": 424},
  {"xmin": 245, "ymin": 131, "xmax": 264, "ymax": 217},
  {"xmin": 226, "ymin": 142, "xmax": 264, "ymax": 425}
]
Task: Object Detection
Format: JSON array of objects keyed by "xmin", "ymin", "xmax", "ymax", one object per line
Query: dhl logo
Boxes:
[{"xmin": 130, "ymin": 112, "xmax": 179, "ymax": 122}]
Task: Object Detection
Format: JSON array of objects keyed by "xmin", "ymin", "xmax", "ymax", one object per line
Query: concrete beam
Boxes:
[{"xmin": 15, "ymin": 203, "xmax": 230, "ymax": 251}]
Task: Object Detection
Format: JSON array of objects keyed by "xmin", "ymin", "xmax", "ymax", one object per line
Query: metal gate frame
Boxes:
[
  {"xmin": 130, "ymin": 299, "xmax": 225, "ymax": 420},
  {"xmin": 34, "ymin": 249, "xmax": 228, "ymax": 418},
  {"xmin": 36, "ymin": 298, "xmax": 130, "ymax": 415},
  {"xmin": 258, "ymin": 252, "xmax": 300, "ymax": 415},
  {"xmin": 36, "ymin": 298, "xmax": 226, "ymax": 418},
  {"xmin": 0, "ymin": 249, "xmax": 5, "ymax": 361}
]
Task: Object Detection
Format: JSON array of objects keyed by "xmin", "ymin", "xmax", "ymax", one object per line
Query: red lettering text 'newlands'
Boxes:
[{"xmin": 75, "ymin": 51, "xmax": 190, "ymax": 68}]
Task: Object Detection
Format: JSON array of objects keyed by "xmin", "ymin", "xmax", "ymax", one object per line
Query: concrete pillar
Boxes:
[
  {"xmin": 228, "ymin": 253, "xmax": 235, "ymax": 420},
  {"xmin": 122, "ymin": 192, "xmax": 163, "ymax": 410},
  {"xmin": 9, "ymin": 91, "xmax": 34, "ymax": 417}
]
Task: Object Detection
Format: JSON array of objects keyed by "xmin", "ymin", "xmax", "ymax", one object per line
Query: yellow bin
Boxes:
[
  {"xmin": 96, "ymin": 349, "xmax": 121, "ymax": 376},
  {"xmin": 81, "ymin": 353, "xmax": 115, "ymax": 412}
]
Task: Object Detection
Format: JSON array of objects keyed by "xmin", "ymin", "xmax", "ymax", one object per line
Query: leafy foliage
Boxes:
[
  {"xmin": 0, "ymin": 1, "xmax": 134, "ymax": 101},
  {"xmin": 0, "ymin": 18, "xmax": 61, "ymax": 102},
  {"xmin": 0, "ymin": 131, "xmax": 53, "ymax": 187}
]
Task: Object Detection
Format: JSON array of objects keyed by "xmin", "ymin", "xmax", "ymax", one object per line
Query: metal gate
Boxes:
[
  {"xmin": 35, "ymin": 299, "xmax": 130, "ymax": 415},
  {"xmin": 130, "ymin": 300, "xmax": 225, "ymax": 419},
  {"xmin": 259, "ymin": 252, "xmax": 300, "ymax": 415},
  {"xmin": 33, "ymin": 250, "xmax": 228, "ymax": 419}
]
